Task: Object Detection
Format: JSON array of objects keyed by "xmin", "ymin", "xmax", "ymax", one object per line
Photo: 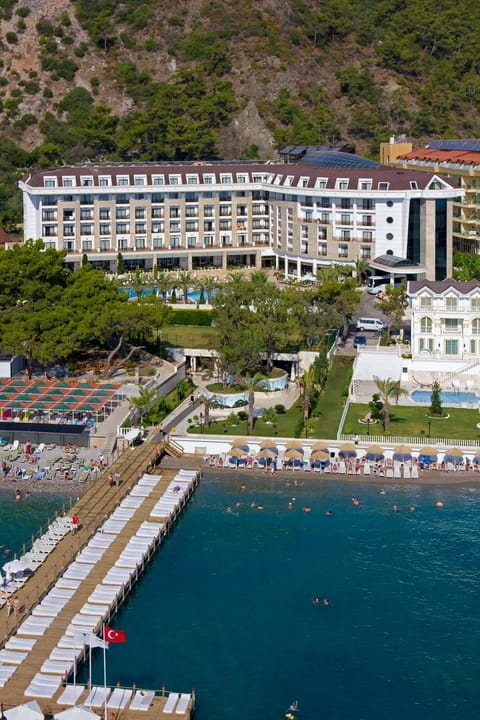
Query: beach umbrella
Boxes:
[
  {"xmin": 3, "ymin": 559, "xmax": 33, "ymax": 577},
  {"xmin": 310, "ymin": 450, "xmax": 329, "ymax": 461},
  {"xmin": 284, "ymin": 447, "xmax": 304, "ymax": 460},
  {"xmin": 5, "ymin": 701, "xmax": 43, "ymax": 720},
  {"xmin": 226, "ymin": 447, "xmax": 247, "ymax": 458},
  {"xmin": 311, "ymin": 442, "xmax": 329, "ymax": 453},
  {"xmin": 393, "ymin": 444, "xmax": 412, "ymax": 462},
  {"xmin": 365, "ymin": 444, "xmax": 384, "ymax": 462},
  {"xmin": 444, "ymin": 447, "xmax": 464, "ymax": 465},
  {"xmin": 54, "ymin": 706, "xmax": 99, "ymax": 720},
  {"xmin": 257, "ymin": 448, "xmax": 277, "ymax": 459},
  {"xmin": 259, "ymin": 439, "xmax": 278, "ymax": 449},
  {"xmin": 285, "ymin": 440, "xmax": 303, "ymax": 450},
  {"xmin": 418, "ymin": 446, "xmax": 438, "ymax": 463},
  {"xmin": 338, "ymin": 441, "xmax": 357, "ymax": 458},
  {"xmin": 230, "ymin": 438, "xmax": 249, "ymax": 447}
]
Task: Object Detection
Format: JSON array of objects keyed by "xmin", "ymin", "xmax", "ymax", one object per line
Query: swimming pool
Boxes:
[{"xmin": 411, "ymin": 390, "xmax": 480, "ymax": 405}]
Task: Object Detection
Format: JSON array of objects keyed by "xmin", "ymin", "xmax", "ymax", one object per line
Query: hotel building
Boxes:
[{"xmin": 19, "ymin": 161, "xmax": 459, "ymax": 281}]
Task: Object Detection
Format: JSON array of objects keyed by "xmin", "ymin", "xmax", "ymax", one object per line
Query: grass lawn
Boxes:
[
  {"xmin": 190, "ymin": 401, "xmax": 305, "ymax": 438},
  {"xmin": 311, "ymin": 355, "xmax": 354, "ymax": 439},
  {"xmin": 161, "ymin": 325, "xmax": 217, "ymax": 349},
  {"xmin": 343, "ymin": 403, "xmax": 480, "ymax": 441}
]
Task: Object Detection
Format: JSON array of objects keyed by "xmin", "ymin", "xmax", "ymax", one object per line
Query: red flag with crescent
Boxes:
[{"xmin": 104, "ymin": 626, "xmax": 126, "ymax": 643}]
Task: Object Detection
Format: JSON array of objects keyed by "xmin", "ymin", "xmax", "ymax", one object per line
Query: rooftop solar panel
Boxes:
[
  {"xmin": 428, "ymin": 140, "xmax": 480, "ymax": 152},
  {"xmin": 299, "ymin": 150, "xmax": 380, "ymax": 168}
]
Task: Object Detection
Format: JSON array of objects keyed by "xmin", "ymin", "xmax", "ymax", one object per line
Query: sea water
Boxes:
[{"xmin": 57, "ymin": 475, "xmax": 480, "ymax": 718}]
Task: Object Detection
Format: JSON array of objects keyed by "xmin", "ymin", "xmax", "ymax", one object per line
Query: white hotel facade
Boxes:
[{"xmin": 19, "ymin": 162, "xmax": 460, "ymax": 281}]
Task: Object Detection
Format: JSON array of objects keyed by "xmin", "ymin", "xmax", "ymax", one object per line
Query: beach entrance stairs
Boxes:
[
  {"xmin": 164, "ymin": 438, "xmax": 183, "ymax": 458},
  {"xmin": 102, "ymin": 434, "xmax": 117, "ymax": 457}
]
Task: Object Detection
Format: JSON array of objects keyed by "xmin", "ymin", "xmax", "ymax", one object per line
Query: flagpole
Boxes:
[
  {"xmin": 103, "ymin": 623, "xmax": 108, "ymax": 720},
  {"xmin": 73, "ymin": 652, "xmax": 77, "ymax": 706},
  {"xmin": 89, "ymin": 636, "xmax": 92, "ymax": 693}
]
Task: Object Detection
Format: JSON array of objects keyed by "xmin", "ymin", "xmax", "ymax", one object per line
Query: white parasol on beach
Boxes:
[
  {"xmin": 54, "ymin": 706, "xmax": 99, "ymax": 720},
  {"xmin": 5, "ymin": 701, "xmax": 44, "ymax": 720},
  {"xmin": 2, "ymin": 558, "xmax": 33, "ymax": 577}
]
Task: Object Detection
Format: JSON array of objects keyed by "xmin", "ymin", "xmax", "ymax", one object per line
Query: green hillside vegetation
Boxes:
[{"xmin": 1, "ymin": 0, "xmax": 480, "ymax": 227}]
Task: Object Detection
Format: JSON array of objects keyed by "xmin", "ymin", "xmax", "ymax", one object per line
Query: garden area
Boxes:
[{"xmin": 188, "ymin": 401, "xmax": 305, "ymax": 439}]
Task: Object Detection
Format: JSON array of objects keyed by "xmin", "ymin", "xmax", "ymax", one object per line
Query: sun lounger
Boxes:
[
  {"xmin": 50, "ymin": 647, "xmax": 82, "ymax": 662},
  {"xmin": 363, "ymin": 463, "xmax": 371, "ymax": 475},
  {"xmin": 48, "ymin": 587, "xmax": 76, "ymax": 601},
  {"xmin": 163, "ymin": 692, "xmax": 179, "ymax": 714},
  {"xmin": 121, "ymin": 497, "xmax": 144, "ymax": 509},
  {"xmin": 71, "ymin": 612, "xmax": 104, "ymax": 628},
  {"xmin": 101, "ymin": 519, "xmax": 128, "ymax": 534},
  {"xmin": 110, "ymin": 508, "xmax": 136, "ymax": 520},
  {"xmin": 76, "ymin": 548, "xmax": 106, "ymax": 564},
  {"xmin": 18, "ymin": 617, "xmax": 53, "ymax": 636},
  {"xmin": 57, "ymin": 685, "xmax": 86, "ymax": 705},
  {"xmin": 5, "ymin": 637, "xmax": 36, "ymax": 651},
  {"xmin": 103, "ymin": 568, "xmax": 133, "ymax": 585},
  {"xmin": 63, "ymin": 562, "xmax": 93, "ymax": 581},
  {"xmin": 80, "ymin": 603, "xmax": 108, "ymax": 617},
  {"xmin": 41, "ymin": 658, "xmax": 73, "ymax": 675},
  {"xmin": 88, "ymin": 584, "xmax": 122, "ymax": 605},
  {"xmin": 411, "ymin": 464, "xmax": 419, "ymax": 478},
  {"xmin": 58, "ymin": 635, "xmax": 86, "ymax": 650},
  {"xmin": 175, "ymin": 694, "xmax": 191, "ymax": 715},
  {"xmin": 56, "ymin": 577, "xmax": 81, "ymax": 591},
  {"xmin": 85, "ymin": 686, "xmax": 111, "ymax": 708},
  {"xmin": 130, "ymin": 690, "xmax": 155, "ymax": 711},
  {"xmin": 88, "ymin": 535, "xmax": 115, "ymax": 549},
  {"xmin": 107, "ymin": 687, "xmax": 133, "ymax": 709},
  {"xmin": 25, "ymin": 673, "xmax": 61, "ymax": 697},
  {"xmin": 386, "ymin": 467, "xmax": 394, "ymax": 478},
  {"xmin": 0, "ymin": 665, "xmax": 17, "ymax": 686},
  {"xmin": 0, "ymin": 649, "xmax": 28, "ymax": 664}
]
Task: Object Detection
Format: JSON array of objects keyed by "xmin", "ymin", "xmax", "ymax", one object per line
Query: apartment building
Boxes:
[
  {"xmin": 390, "ymin": 139, "xmax": 480, "ymax": 255},
  {"xmin": 409, "ymin": 279, "xmax": 480, "ymax": 361},
  {"xmin": 19, "ymin": 161, "xmax": 459, "ymax": 280}
]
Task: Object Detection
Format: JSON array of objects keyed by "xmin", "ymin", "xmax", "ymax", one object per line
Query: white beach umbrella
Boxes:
[
  {"xmin": 54, "ymin": 706, "xmax": 99, "ymax": 720},
  {"xmin": 5, "ymin": 701, "xmax": 44, "ymax": 720},
  {"xmin": 2, "ymin": 558, "xmax": 33, "ymax": 576}
]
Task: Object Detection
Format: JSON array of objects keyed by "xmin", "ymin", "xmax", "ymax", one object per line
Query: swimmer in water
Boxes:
[
  {"xmin": 257, "ymin": 505, "xmax": 264, "ymax": 511},
  {"xmin": 379, "ymin": 488, "xmax": 386, "ymax": 495},
  {"xmin": 312, "ymin": 597, "xmax": 321, "ymax": 606},
  {"xmin": 393, "ymin": 505, "xmax": 399, "ymax": 513},
  {"xmin": 250, "ymin": 501, "xmax": 256, "ymax": 509},
  {"xmin": 410, "ymin": 505, "xmax": 415, "ymax": 512},
  {"xmin": 303, "ymin": 506, "xmax": 312, "ymax": 513},
  {"xmin": 288, "ymin": 502, "xmax": 293, "ymax": 510},
  {"xmin": 435, "ymin": 500, "xmax": 444, "ymax": 509},
  {"xmin": 226, "ymin": 506, "xmax": 233, "ymax": 514},
  {"xmin": 235, "ymin": 501, "xmax": 241, "ymax": 508},
  {"xmin": 241, "ymin": 484, "xmax": 246, "ymax": 493},
  {"xmin": 323, "ymin": 598, "xmax": 331, "ymax": 606},
  {"xmin": 325, "ymin": 510, "xmax": 334, "ymax": 516}
]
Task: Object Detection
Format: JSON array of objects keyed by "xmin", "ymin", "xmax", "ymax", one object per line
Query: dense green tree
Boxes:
[
  {"xmin": 375, "ymin": 282, "xmax": 409, "ymax": 342},
  {"xmin": 373, "ymin": 376, "xmax": 407, "ymax": 432}
]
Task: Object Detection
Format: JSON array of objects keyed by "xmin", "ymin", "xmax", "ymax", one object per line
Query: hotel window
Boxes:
[
  {"xmin": 169, "ymin": 221, "xmax": 180, "ymax": 232},
  {"xmin": 64, "ymin": 240, "xmax": 74, "ymax": 251},
  {"xmin": 362, "ymin": 231, "xmax": 373, "ymax": 242},
  {"xmin": 340, "ymin": 199, "xmax": 352, "ymax": 209},
  {"xmin": 99, "ymin": 208, "xmax": 110, "ymax": 220},
  {"xmin": 315, "ymin": 178, "xmax": 328, "ymax": 189},
  {"xmin": 445, "ymin": 339, "xmax": 458, "ymax": 355},
  {"xmin": 472, "ymin": 298, "xmax": 480, "ymax": 311},
  {"xmin": 152, "ymin": 175, "xmax": 164, "ymax": 185},
  {"xmin": 135, "ymin": 208, "xmax": 146, "ymax": 219},
  {"xmin": 117, "ymin": 176, "xmax": 129, "ymax": 186},
  {"xmin": 340, "ymin": 230, "xmax": 351, "ymax": 241},
  {"xmin": 445, "ymin": 318, "xmax": 459, "ymax": 332},
  {"xmin": 378, "ymin": 182, "xmax": 389, "ymax": 190},
  {"xmin": 221, "ymin": 234, "xmax": 231, "ymax": 246},
  {"xmin": 152, "ymin": 207, "xmax": 164, "ymax": 218},
  {"xmin": 100, "ymin": 238, "xmax": 111, "ymax": 250},
  {"xmin": 338, "ymin": 244, "xmax": 349, "ymax": 257},
  {"xmin": 360, "ymin": 246, "xmax": 371, "ymax": 259},
  {"xmin": 152, "ymin": 236, "xmax": 164, "ymax": 248},
  {"xmin": 99, "ymin": 223, "xmax": 110, "ymax": 235},
  {"xmin": 472, "ymin": 318, "xmax": 480, "ymax": 335},
  {"xmin": 170, "ymin": 236, "xmax": 181, "ymax": 247},
  {"xmin": 340, "ymin": 214, "xmax": 352, "ymax": 225},
  {"xmin": 63, "ymin": 177, "xmax": 74, "ymax": 187},
  {"xmin": 63, "ymin": 224, "xmax": 74, "ymax": 237},
  {"xmin": 445, "ymin": 296, "xmax": 457, "ymax": 311},
  {"xmin": 320, "ymin": 212, "xmax": 330, "ymax": 224},
  {"xmin": 43, "ymin": 224, "xmax": 57, "ymax": 236},
  {"xmin": 236, "ymin": 174, "xmax": 247, "ymax": 183},
  {"xmin": 187, "ymin": 236, "xmax": 197, "ymax": 248},
  {"xmin": 318, "ymin": 243, "xmax": 327, "ymax": 256},
  {"xmin": 420, "ymin": 316, "xmax": 433, "ymax": 333},
  {"xmin": 169, "ymin": 175, "xmax": 180, "ymax": 185},
  {"xmin": 204, "ymin": 235, "xmax": 214, "ymax": 246},
  {"xmin": 63, "ymin": 209, "xmax": 74, "ymax": 221},
  {"xmin": 80, "ymin": 223, "xmax": 93, "ymax": 235},
  {"xmin": 219, "ymin": 220, "xmax": 232, "ymax": 230},
  {"xmin": 135, "ymin": 237, "xmax": 146, "ymax": 248},
  {"xmin": 152, "ymin": 222, "xmax": 164, "ymax": 233},
  {"xmin": 44, "ymin": 177, "xmax": 57, "ymax": 187},
  {"xmin": 471, "ymin": 340, "xmax": 477, "ymax": 354},
  {"xmin": 220, "ymin": 174, "xmax": 232, "ymax": 184},
  {"xmin": 186, "ymin": 221, "xmax": 198, "ymax": 231},
  {"xmin": 252, "ymin": 174, "xmax": 264, "ymax": 183},
  {"xmin": 80, "ymin": 209, "xmax": 93, "ymax": 220},
  {"xmin": 359, "ymin": 179, "xmax": 372, "ymax": 190},
  {"xmin": 170, "ymin": 206, "xmax": 180, "ymax": 218},
  {"xmin": 318, "ymin": 197, "xmax": 330, "ymax": 208},
  {"xmin": 118, "ymin": 238, "xmax": 129, "ymax": 249},
  {"xmin": 420, "ymin": 296, "xmax": 432, "ymax": 310},
  {"xmin": 99, "ymin": 176, "xmax": 111, "ymax": 186},
  {"xmin": 42, "ymin": 209, "xmax": 57, "ymax": 221},
  {"xmin": 116, "ymin": 222, "xmax": 129, "ymax": 233},
  {"xmin": 186, "ymin": 206, "xmax": 198, "ymax": 217},
  {"xmin": 419, "ymin": 338, "xmax": 434, "ymax": 352},
  {"xmin": 410, "ymin": 181, "xmax": 418, "ymax": 190},
  {"xmin": 203, "ymin": 175, "xmax": 214, "ymax": 184},
  {"xmin": 336, "ymin": 179, "xmax": 349, "ymax": 190},
  {"xmin": 317, "ymin": 228, "xmax": 327, "ymax": 240},
  {"xmin": 360, "ymin": 199, "xmax": 374, "ymax": 210},
  {"xmin": 186, "ymin": 175, "xmax": 199, "ymax": 184},
  {"xmin": 133, "ymin": 176, "xmax": 145, "ymax": 186},
  {"xmin": 116, "ymin": 208, "xmax": 129, "ymax": 219},
  {"xmin": 82, "ymin": 240, "xmax": 93, "ymax": 250}
]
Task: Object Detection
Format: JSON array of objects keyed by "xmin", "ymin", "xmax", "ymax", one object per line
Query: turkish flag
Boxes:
[{"xmin": 104, "ymin": 626, "xmax": 127, "ymax": 643}]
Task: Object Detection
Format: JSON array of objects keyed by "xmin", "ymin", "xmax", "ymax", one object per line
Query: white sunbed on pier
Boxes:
[
  {"xmin": 40, "ymin": 658, "xmax": 74, "ymax": 675},
  {"xmin": 85, "ymin": 686, "xmax": 111, "ymax": 708},
  {"xmin": 57, "ymin": 684, "xmax": 86, "ymax": 705},
  {"xmin": 102, "ymin": 568, "xmax": 134, "ymax": 585},
  {"xmin": 79, "ymin": 602, "xmax": 109, "ymax": 617},
  {"xmin": 0, "ymin": 649, "xmax": 28, "ymax": 664},
  {"xmin": 130, "ymin": 486, "xmax": 154, "ymax": 497},
  {"xmin": 110, "ymin": 508, "xmax": 136, "ymax": 520},
  {"xmin": 163, "ymin": 692, "xmax": 179, "ymax": 713},
  {"xmin": 71, "ymin": 612, "xmax": 104, "ymax": 628},
  {"xmin": 4, "ymin": 636, "xmax": 36, "ymax": 651},
  {"xmin": 121, "ymin": 497, "xmax": 144, "ymax": 509},
  {"xmin": 101, "ymin": 519, "xmax": 128, "ymax": 535},
  {"xmin": 18, "ymin": 617, "xmax": 54, "ymax": 636},
  {"xmin": 24, "ymin": 672, "xmax": 61, "ymax": 697},
  {"xmin": 63, "ymin": 562, "xmax": 93, "ymax": 581},
  {"xmin": 107, "ymin": 687, "xmax": 133, "ymax": 709},
  {"xmin": 88, "ymin": 534, "xmax": 116, "ymax": 549},
  {"xmin": 129, "ymin": 689, "xmax": 155, "ymax": 711},
  {"xmin": 56, "ymin": 578, "xmax": 81, "ymax": 590},
  {"xmin": 76, "ymin": 548, "xmax": 107, "ymax": 564},
  {"xmin": 48, "ymin": 587, "xmax": 76, "ymax": 601},
  {"xmin": 175, "ymin": 694, "xmax": 191, "ymax": 715},
  {"xmin": 50, "ymin": 647, "xmax": 83, "ymax": 662},
  {"xmin": 88, "ymin": 584, "xmax": 122, "ymax": 605},
  {"xmin": 0, "ymin": 664, "xmax": 17, "ymax": 686},
  {"xmin": 57, "ymin": 634, "xmax": 87, "ymax": 650}
]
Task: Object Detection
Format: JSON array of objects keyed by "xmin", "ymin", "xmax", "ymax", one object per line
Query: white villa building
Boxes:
[{"xmin": 19, "ymin": 160, "xmax": 460, "ymax": 281}]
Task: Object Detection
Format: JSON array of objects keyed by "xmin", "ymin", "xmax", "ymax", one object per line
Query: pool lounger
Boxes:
[
  {"xmin": 88, "ymin": 585, "xmax": 122, "ymax": 605},
  {"xmin": 41, "ymin": 658, "xmax": 74, "ymax": 675},
  {"xmin": 63, "ymin": 563, "xmax": 93, "ymax": 580},
  {"xmin": 57, "ymin": 684, "xmax": 86, "ymax": 705},
  {"xmin": 88, "ymin": 535, "xmax": 115, "ymax": 549},
  {"xmin": 0, "ymin": 665, "xmax": 17, "ymax": 686},
  {"xmin": 0, "ymin": 649, "xmax": 28, "ymax": 664},
  {"xmin": 85, "ymin": 686, "xmax": 111, "ymax": 708},
  {"xmin": 107, "ymin": 687, "xmax": 133, "ymax": 709},
  {"xmin": 50, "ymin": 647, "xmax": 83, "ymax": 662},
  {"xmin": 110, "ymin": 508, "xmax": 136, "ymax": 520},
  {"xmin": 25, "ymin": 673, "xmax": 61, "ymax": 697},
  {"xmin": 18, "ymin": 618, "xmax": 53, "ymax": 636},
  {"xmin": 76, "ymin": 548, "xmax": 106, "ymax": 564},
  {"xmin": 121, "ymin": 497, "xmax": 144, "ymax": 509},
  {"xmin": 5, "ymin": 637, "xmax": 36, "ymax": 651},
  {"xmin": 101, "ymin": 520, "xmax": 128, "ymax": 534},
  {"xmin": 130, "ymin": 689, "xmax": 155, "ymax": 711},
  {"xmin": 71, "ymin": 612, "xmax": 104, "ymax": 628},
  {"xmin": 48, "ymin": 587, "xmax": 76, "ymax": 601},
  {"xmin": 56, "ymin": 578, "xmax": 81, "ymax": 590},
  {"xmin": 130, "ymin": 487, "xmax": 153, "ymax": 497},
  {"xmin": 79, "ymin": 603, "xmax": 108, "ymax": 616},
  {"xmin": 175, "ymin": 694, "xmax": 191, "ymax": 714},
  {"xmin": 162, "ymin": 692, "xmax": 179, "ymax": 714},
  {"xmin": 58, "ymin": 635, "xmax": 87, "ymax": 649}
]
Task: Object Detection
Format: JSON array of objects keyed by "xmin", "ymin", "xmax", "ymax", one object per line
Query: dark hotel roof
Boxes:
[{"xmin": 409, "ymin": 279, "xmax": 480, "ymax": 294}]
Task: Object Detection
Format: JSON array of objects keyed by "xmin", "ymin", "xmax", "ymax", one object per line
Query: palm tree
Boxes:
[
  {"xmin": 302, "ymin": 367, "xmax": 316, "ymax": 433},
  {"xmin": 354, "ymin": 257, "xmax": 370, "ymax": 287},
  {"xmin": 244, "ymin": 372, "xmax": 264, "ymax": 434},
  {"xmin": 157, "ymin": 272, "xmax": 172, "ymax": 303},
  {"xmin": 373, "ymin": 376, "xmax": 407, "ymax": 431},
  {"xmin": 202, "ymin": 276, "xmax": 218, "ymax": 305},
  {"xmin": 128, "ymin": 386, "xmax": 158, "ymax": 424},
  {"xmin": 177, "ymin": 270, "xmax": 195, "ymax": 303}
]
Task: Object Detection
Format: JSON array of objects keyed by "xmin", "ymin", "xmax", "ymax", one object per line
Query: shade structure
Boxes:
[
  {"xmin": 311, "ymin": 442, "xmax": 329, "ymax": 452},
  {"xmin": 257, "ymin": 448, "xmax": 278, "ymax": 459},
  {"xmin": 444, "ymin": 447, "xmax": 464, "ymax": 465},
  {"xmin": 5, "ymin": 701, "xmax": 44, "ymax": 720},
  {"xmin": 285, "ymin": 440, "xmax": 303, "ymax": 450},
  {"xmin": 3, "ymin": 559, "xmax": 33, "ymax": 577},
  {"xmin": 419, "ymin": 446, "xmax": 438, "ymax": 457},
  {"xmin": 365, "ymin": 444, "xmax": 384, "ymax": 461},
  {"xmin": 444, "ymin": 447, "xmax": 463, "ymax": 457},
  {"xmin": 259, "ymin": 439, "xmax": 278, "ymax": 449},
  {"xmin": 284, "ymin": 447, "xmax": 304, "ymax": 460},
  {"xmin": 54, "ymin": 706, "xmax": 99, "ymax": 720},
  {"xmin": 230, "ymin": 438, "xmax": 249, "ymax": 447},
  {"xmin": 226, "ymin": 446, "xmax": 247, "ymax": 458},
  {"xmin": 310, "ymin": 449, "xmax": 329, "ymax": 461},
  {"xmin": 339, "ymin": 441, "xmax": 357, "ymax": 453},
  {"xmin": 392, "ymin": 444, "xmax": 412, "ymax": 462}
]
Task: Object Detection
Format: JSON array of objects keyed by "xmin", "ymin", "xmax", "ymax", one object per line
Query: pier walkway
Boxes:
[{"xmin": 0, "ymin": 441, "xmax": 201, "ymax": 719}]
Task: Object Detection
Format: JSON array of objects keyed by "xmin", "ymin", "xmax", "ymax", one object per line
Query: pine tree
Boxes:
[{"xmin": 430, "ymin": 380, "xmax": 443, "ymax": 417}]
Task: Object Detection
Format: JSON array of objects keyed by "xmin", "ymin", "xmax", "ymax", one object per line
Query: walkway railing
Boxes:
[{"xmin": 338, "ymin": 433, "xmax": 480, "ymax": 448}]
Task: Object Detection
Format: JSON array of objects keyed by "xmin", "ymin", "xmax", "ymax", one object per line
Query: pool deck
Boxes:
[{"xmin": 0, "ymin": 441, "xmax": 200, "ymax": 718}]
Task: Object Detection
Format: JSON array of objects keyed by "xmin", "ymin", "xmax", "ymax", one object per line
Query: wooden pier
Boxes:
[{"xmin": 0, "ymin": 442, "xmax": 201, "ymax": 718}]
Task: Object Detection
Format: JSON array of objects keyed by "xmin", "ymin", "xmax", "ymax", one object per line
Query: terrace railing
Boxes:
[{"xmin": 339, "ymin": 433, "xmax": 480, "ymax": 449}]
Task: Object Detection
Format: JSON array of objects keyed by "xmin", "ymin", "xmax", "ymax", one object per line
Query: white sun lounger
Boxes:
[
  {"xmin": 63, "ymin": 562, "xmax": 93, "ymax": 581},
  {"xmin": 58, "ymin": 635, "xmax": 86, "ymax": 649},
  {"xmin": 130, "ymin": 487, "xmax": 153, "ymax": 497},
  {"xmin": 162, "ymin": 692, "xmax": 179, "ymax": 713},
  {"xmin": 107, "ymin": 687, "xmax": 133, "ymax": 709},
  {"xmin": 25, "ymin": 673, "xmax": 61, "ymax": 697},
  {"xmin": 411, "ymin": 464, "xmax": 419, "ymax": 478},
  {"xmin": 88, "ymin": 585, "xmax": 122, "ymax": 605},
  {"xmin": 103, "ymin": 569, "xmax": 133, "ymax": 585},
  {"xmin": 175, "ymin": 694, "xmax": 191, "ymax": 714},
  {"xmin": 48, "ymin": 587, "xmax": 76, "ymax": 601},
  {"xmin": 121, "ymin": 497, "xmax": 144, "ymax": 509},
  {"xmin": 50, "ymin": 647, "xmax": 83, "ymax": 662},
  {"xmin": 130, "ymin": 690, "xmax": 155, "ymax": 711},
  {"xmin": 57, "ymin": 684, "xmax": 86, "ymax": 705},
  {"xmin": 88, "ymin": 535, "xmax": 115, "ymax": 549},
  {"xmin": 5, "ymin": 637, "xmax": 36, "ymax": 651},
  {"xmin": 56, "ymin": 578, "xmax": 81, "ymax": 590},
  {"xmin": 18, "ymin": 618, "xmax": 53, "ymax": 636},
  {"xmin": 32, "ymin": 602, "xmax": 66, "ymax": 617},
  {"xmin": 0, "ymin": 649, "xmax": 28, "ymax": 664},
  {"xmin": 80, "ymin": 603, "xmax": 108, "ymax": 617},
  {"xmin": 110, "ymin": 508, "xmax": 136, "ymax": 520},
  {"xmin": 0, "ymin": 665, "xmax": 17, "ymax": 686},
  {"xmin": 71, "ymin": 612, "xmax": 104, "ymax": 627},
  {"xmin": 76, "ymin": 548, "xmax": 106, "ymax": 564},
  {"xmin": 101, "ymin": 519, "xmax": 127, "ymax": 534},
  {"xmin": 41, "ymin": 658, "xmax": 73, "ymax": 675},
  {"xmin": 85, "ymin": 686, "xmax": 111, "ymax": 708}
]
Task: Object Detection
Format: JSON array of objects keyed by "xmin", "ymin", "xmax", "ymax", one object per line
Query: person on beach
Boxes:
[
  {"xmin": 15, "ymin": 489, "xmax": 22, "ymax": 502},
  {"xmin": 6, "ymin": 598, "xmax": 12, "ymax": 616},
  {"xmin": 108, "ymin": 473, "xmax": 115, "ymax": 487},
  {"xmin": 13, "ymin": 597, "xmax": 19, "ymax": 617},
  {"xmin": 72, "ymin": 514, "xmax": 79, "ymax": 533}
]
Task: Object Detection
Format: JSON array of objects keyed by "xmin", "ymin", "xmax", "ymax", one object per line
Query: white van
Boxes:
[{"xmin": 356, "ymin": 317, "xmax": 386, "ymax": 332}]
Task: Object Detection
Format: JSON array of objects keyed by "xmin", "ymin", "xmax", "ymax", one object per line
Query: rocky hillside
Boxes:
[{"xmin": 0, "ymin": 0, "xmax": 479, "ymax": 170}]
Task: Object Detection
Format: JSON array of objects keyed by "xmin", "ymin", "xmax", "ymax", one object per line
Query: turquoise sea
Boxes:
[{"xmin": 5, "ymin": 476, "xmax": 480, "ymax": 719}]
